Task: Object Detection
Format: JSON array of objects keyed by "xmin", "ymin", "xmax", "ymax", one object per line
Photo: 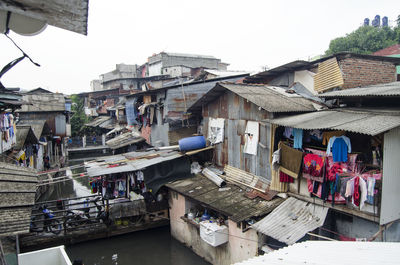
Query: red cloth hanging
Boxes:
[
  {"xmin": 354, "ymin": 177, "xmax": 360, "ymax": 206},
  {"xmin": 280, "ymin": 171, "xmax": 294, "ymax": 183}
]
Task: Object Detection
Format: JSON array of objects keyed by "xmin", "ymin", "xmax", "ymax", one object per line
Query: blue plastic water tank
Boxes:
[
  {"xmin": 364, "ymin": 18, "xmax": 370, "ymax": 26},
  {"xmin": 372, "ymin": 15, "xmax": 380, "ymax": 27},
  {"xmin": 382, "ymin": 16, "xmax": 388, "ymax": 27},
  {"xmin": 179, "ymin": 136, "xmax": 206, "ymax": 151}
]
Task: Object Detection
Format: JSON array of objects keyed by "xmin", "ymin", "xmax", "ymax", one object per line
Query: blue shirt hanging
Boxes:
[
  {"xmin": 332, "ymin": 137, "xmax": 348, "ymax": 162},
  {"xmin": 293, "ymin": 128, "xmax": 303, "ymax": 149}
]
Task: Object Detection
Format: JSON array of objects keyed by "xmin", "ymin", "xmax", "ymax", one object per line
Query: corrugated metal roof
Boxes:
[
  {"xmin": 319, "ymin": 81, "xmax": 400, "ymax": 98},
  {"xmin": 166, "ymin": 174, "xmax": 283, "ymax": 222},
  {"xmin": 251, "ymin": 197, "xmax": 328, "ymax": 245},
  {"xmin": 269, "ymin": 108, "xmax": 400, "ymax": 136},
  {"xmin": 0, "ymin": 162, "xmax": 38, "ymax": 236},
  {"xmin": 234, "ymin": 241, "xmax": 400, "ymax": 265},
  {"xmin": 85, "ymin": 150, "xmax": 183, "ymax": 177},
  {"xmin": 105, "ymin": 131, "xmax": 145, "ymax": 150},
  {"xmin": 245, "ymin": 60, "xmax": 311, "ymax": 83},
  {"xmin": 15, "ymin": 126, "xmax": 38, "ymax": 149},
  {"xmin": 204, "ymin": 69, "xmax": 250, "ymax": 77},
  {"xmin": 191, "ymin": 83, "xmax": 317, "ymax": 113},
  {"xmin": 17, "ymin": 120, "xmax": 50, "ymax": 139},
  {"xmin": 85, "ymin": 116, "xmax": 111, "ymax": 127}
]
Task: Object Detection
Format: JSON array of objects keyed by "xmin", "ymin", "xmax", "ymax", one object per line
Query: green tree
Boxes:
[
  {"xmin": 326, "ymin": 22, "xmax": 400, "ymax": 55},
  {"xmin": 70, "ymin": 94, "xmax": 89, "ymax": 136}
]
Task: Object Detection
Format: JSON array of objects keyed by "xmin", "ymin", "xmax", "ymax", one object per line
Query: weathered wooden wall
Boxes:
[{"xmin": 202, "ymin": 91, "xmax": 272, "ymax": 181}]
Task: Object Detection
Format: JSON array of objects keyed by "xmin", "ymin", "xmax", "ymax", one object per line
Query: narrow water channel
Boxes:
[
  {"xmin": 42, "ymin": 158, "xmax": 210, "ymax": 265},
  {"xmin": 66, "ymin": 226, "xmax": 210, "ymax": 265}
]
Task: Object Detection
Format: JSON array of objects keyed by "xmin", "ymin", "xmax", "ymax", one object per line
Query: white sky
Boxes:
[{"xmin": 0, "ymin": 0, "xmax": 399, "ymax": 95}]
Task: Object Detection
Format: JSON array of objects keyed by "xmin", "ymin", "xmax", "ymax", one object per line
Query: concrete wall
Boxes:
[
  {"xmin": 101, "ymin": 64, "xmax": 138, "ymax": 83},
  {"xmin": 162, "ymin": 54, "xmax": 220, "ymax": 69},
  {"xmin": 148, "ymin": 53, "xmax": 223, "ymax": 77},
  {"xmin": 91, "ymin": 79, "xmax": 102, "ymax": 91},
  {"xmin": 335, "ymin": 215, "xmax": 400, "ymax": 242},
  {"xmin": 163, "ymin": 66, "xmax": 192, "ymax": 77},
  {"xmin": 149, "ymin": 62, "xmax": 162, "ymax": 76},
  {"xmin": 339, "ymin": 58, "xmax": 396, "ymax": 88},
  {"xmin": 169, "ymin": 191, "xmax": 259, "ymax": 265},
  {"xmin": 228, "ymin": 220, "xmax": 258, "ymax": 263},
  {"xmin": 102, "ymin": 79, "xmax": 139, "ymax": 90}
]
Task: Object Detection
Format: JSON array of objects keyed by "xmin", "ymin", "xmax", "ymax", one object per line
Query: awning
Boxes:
[
  {"xmin": 85, "ymin": 150, "xmax": 183, "ymax": 177},
  {"xmin": 269, "ymin": 108, "xmax": 400, "ymax": 136},
  {"xmin": 251, "ymin": 197, "xmax": 328, "ymax": 245}
]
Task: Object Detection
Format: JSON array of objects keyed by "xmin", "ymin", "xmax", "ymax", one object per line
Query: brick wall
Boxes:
[{"xmin": 339, "ymin": 58, "xmax": 396, "ymax": 89}]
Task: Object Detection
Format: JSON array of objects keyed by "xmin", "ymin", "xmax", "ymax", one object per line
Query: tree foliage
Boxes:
[
  {"xmin": 70, "ymin": 94, "xmax": 89, "ymax": 137},
  {"xmin": 326, "ymin": 23, "xmax": 400, "ymax": 55}
]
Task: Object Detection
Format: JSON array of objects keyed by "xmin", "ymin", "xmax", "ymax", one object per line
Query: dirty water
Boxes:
[
  {"xmin": 43, "ymin": 159, "xmax": 210, "ymax": 265},
  {"xmin": 66, "ymin": 226, "xmax": 211, "ymax": 265}
]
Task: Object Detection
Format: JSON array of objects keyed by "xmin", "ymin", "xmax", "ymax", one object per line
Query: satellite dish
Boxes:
[{"xmin": 0, "ymin": 10, "xmax": 47, "ymax": 36}]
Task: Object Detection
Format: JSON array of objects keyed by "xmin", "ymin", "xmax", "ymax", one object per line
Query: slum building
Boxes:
[
  {"xmin": 164, "ymin": 81, "xmax": 320, "ymax": 265},
  {"xmin": 124, "ymin": 73, "xmax": 249, "ymax": 147},
  {"xmin": 243, "ymin": 54, "xmax": 400, "ymax": 245},
  {"xmin": 164, "ymin": 52, "xmax": 400, "ymax": 264},
  {"xmin": 17, "ymin": 88, "xmax": 70, "ymax": 168}
]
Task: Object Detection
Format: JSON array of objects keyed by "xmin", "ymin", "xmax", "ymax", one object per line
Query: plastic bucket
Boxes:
[{"xmin": 179, "ymin": 136, "xmax": 206, "ymax": 151}]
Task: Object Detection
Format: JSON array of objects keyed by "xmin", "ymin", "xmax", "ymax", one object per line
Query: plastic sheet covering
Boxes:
[
  {"xmin": 143, "ymin": 156, "xmax": 191, "ymax": 194},
  {"xmin": 125, "ymin": 98, "xmax": 138, "ymax": 126}
]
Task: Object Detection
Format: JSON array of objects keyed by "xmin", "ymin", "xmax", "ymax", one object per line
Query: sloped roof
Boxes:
[
  {"xmin": 0, "ymin": 0, "xmax": 88, "ymax": 35},
  {"xmin": 15, "ymin": 126, "xmax": 39, "ymax": 149},
  {"xmin": 251, "ymin": 197, "xmax": 328, "ymax": 245},
  {"xmin": 234, "ymin": 241, "xmax": 400, "ymax": 265},
  {"xmin": 189, "ymin": 82, "xmax": 318, "ymax": 113},
  {"xmin": 318, "ymin": 81, "xmax": 400, "ymax": 98},
  {"xmin": 245, "ymin": 60, "xmax": 310, "ymax": 83},
  {"xmin": 204, "ymin": 69, "xmax": 249, "ymax": 77},
  {"xmin": 0, "ymin": 162, "xmax": 38, "ymax": 236},
  {"xmin": 17, "ymin": 120, "xmax": 51, "ymax": 139},
  {"xmin": 373, "ymin": 44, "xmax": 400, "ymax": 56},
  {"xmin": 166, "ymin": 174, "xmax": 284, "ymax": 222},
  {"xmin": 0, "ymin": 87, "xmax": 23, "ymax": 110},
  {"xmin": 85, "ymin": 116, "xmax": 112, "ymax": 127},
  {"xmin": 269, "ymin": 108, "xmax": 400, "ymax": 136},
  {"xmin": 105, "ymin": 131, "xmax": 145, "ymax": 150},
  {"xmin": 25, "ymin": 88, "xmax": 52, "ymax": 94},
  {"xmin": 85, "ymin": 150, "xmax": 183, "ymax": 177}
]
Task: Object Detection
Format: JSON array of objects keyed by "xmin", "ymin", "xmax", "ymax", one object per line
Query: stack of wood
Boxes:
[{"xmin": 223, "ymin": 165, "xmax": 264, "ymax": 192}]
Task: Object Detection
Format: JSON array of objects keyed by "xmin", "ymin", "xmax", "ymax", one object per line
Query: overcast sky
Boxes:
[{"xmin": 0, "ymin": 0, "xmax": 398, "ymax": 95}]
